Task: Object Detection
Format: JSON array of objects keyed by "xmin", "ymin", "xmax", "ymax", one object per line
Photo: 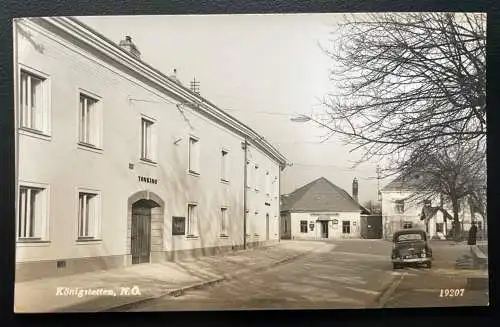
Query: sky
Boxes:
[{"xmin": 77, "ymin": 14, "xmax": 389, "ymax": 203}]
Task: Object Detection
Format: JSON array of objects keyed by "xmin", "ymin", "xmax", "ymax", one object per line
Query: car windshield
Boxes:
[{"xmin": 396, "ymin": 233, "xmax": 423, "ymax": 242}]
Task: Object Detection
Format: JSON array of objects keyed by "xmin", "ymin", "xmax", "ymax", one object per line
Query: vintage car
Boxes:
[{"xmin": 391, "ymin": 229, "xmax": 433, "ymax": 269}]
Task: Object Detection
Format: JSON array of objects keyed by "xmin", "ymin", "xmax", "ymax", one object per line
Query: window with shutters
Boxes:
[
  {"xmin": 77, "ymin": 191, "xmax": 101, "ymax": 240},
  {"xmin": 19, "ymin": 68, "xmax": 50, "ymax": 135},
  {"xmin": 17, "ymin": 185, "xmax": 49, "ymax": 241},
  {"xmin": 140, "ymin": 117, "xmax": 156, "ymax": 162},
  {"xmin": 79, "ymin": 93, "xmax": 102, "ymax": 148},
  {"xmin": 187, "ymin": 203, "xmax": 199, "ymax": 237},
  {"xmin": 188, "ymin": 136, "xmax": 200, "ymax": 174}
]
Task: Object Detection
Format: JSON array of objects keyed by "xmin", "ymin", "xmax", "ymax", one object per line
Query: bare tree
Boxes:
[
  {"xmin": 399, "ymin": 141, "xmax": 486, "ymax": 239},
  {"xmin": 315, "ymin": 12, "xmax": 486, "ymax": 166}
]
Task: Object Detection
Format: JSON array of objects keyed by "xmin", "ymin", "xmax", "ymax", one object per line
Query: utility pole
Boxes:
[
  {"xmin": 376, "ymin": 165, "xmax": 381, "ymax": 202},
  {"xmin": 242, "ymin": 137, "xmax": 248, "ymax": 250}
]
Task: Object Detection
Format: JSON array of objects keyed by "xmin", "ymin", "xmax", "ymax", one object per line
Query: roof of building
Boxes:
[
  {"xmin": 25, "ymin": 17, "xmax": 287, "ymax": 167},
  {"xmin": 381, "ymin": 172, "xmax": 427, "ymax": 192},
  {"xmin": 281, "ymin": 177, "xmax": 368, "ymax": 213}
]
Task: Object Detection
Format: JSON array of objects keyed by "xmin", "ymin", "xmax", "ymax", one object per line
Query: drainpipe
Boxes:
[{"xmin": 242, "ymin": 137, "xmax": 248, "ymax": 250}]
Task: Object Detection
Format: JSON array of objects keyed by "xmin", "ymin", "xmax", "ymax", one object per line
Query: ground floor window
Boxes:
[
  {"xmin": 436, "ymin": 223, "xmax": 444, "ymax": 233},
  {"xmin": 342, "ymin": 221, "xmax": 351, "ymax": 234},
  {"xmin": 300, "ymin": 220, "xmax": 308, "ymax": 233},
  {"xmin": 18, "ymin": 186, "xmax": 47, "ymax": 240},
  {"xmin": 402, "ymin": 221, "xmax": 412, "ymax": 229},
  {"xmin": 220, "ymin": 207, "xmax": 228, "ymax": 235},
  {"xmin": 78, "ymin": 191, "xmax": 100, "ymax": 240},
  {"xmin": 187, "ymin": 203, "xmax": 198, "ymax": 236}
]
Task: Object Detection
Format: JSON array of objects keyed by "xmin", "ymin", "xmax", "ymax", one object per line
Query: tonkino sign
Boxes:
[{"xmin": 138, "ymin": 176, "xmax": 158, "ymax": 184}]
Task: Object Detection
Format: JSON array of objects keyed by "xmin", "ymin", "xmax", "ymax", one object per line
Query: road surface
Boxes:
[{"xmin": 115, "ymin": 240, "xmax": 489, "ymax": 311}]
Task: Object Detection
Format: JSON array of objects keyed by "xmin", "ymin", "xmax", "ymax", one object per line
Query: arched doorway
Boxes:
[{"xmin": 128, "ymin": 191, "xmax": 164, "ymax": 265}]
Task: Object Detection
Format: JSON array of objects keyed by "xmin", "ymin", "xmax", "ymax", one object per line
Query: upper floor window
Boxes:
[
  {"xmin": 220, "ymin": 149, "xmax": 229, "ymax": 182},
  {"xmin": 394, "ymin": 199, "xmax": 405, "ymax": 214},
  {"xmin": 188, "ymin": 136, "xmax": 200, "ymax": 174},
  {"xmin": 20, "ymin": 69, "xmax": 49, "ymax": 134},
  {"xmin": 79, "ymin": 93, "xmax": 102, "ymax": 148},
  {"xmin": 17, "ymin": 185, "xmax": 49, "ymax": 241},
  {"xmin": 140, "ymin": 117, "xmax": 156, "ymax": 162}
]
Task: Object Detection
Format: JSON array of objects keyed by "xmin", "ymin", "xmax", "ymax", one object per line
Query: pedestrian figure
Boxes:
[{"xmin": 468, "ymin": 222, "xmax": 478, "ymax": 245}]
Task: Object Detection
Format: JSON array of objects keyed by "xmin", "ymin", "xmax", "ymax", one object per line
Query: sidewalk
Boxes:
[
  {"xmin": 470, "ymin": 240, "xmax": 488, "ymax": 269},
  {"xmin": 14, "ymin": 240, "xmax": 332, "ymax": 313}
]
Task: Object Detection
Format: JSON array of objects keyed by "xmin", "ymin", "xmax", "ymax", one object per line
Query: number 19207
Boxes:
[{"xmin": 440, "ymin": 288, "xmax": 465, "ymax": 297}]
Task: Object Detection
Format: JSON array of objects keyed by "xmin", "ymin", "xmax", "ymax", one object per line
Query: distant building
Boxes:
[
  {"xmin": 280, "ymin": 177, "xmax": 368, "ymax": 240},
  {"xmin": 14, "ymin": 17, "xmax": 287, "ymax": 282},
  {"xmin": 380, "ymin": 173, "xmax": 486, "ymax": 240}
]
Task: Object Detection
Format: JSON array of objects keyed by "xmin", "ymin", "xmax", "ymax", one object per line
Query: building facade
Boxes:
[
  {"xmin": 380, "ymin": 174, "xmax": 486, "ymax": 240},
  {"xmin": 14, "ymin": 17, "xmax": 286, "ymax": 281},
  {"xmin": 280, "ymin": 177, "xmax": 366, "ymax": 240}
]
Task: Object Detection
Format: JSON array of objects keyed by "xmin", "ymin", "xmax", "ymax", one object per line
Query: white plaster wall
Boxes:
[
  {"xmin": 15, "ymin": 20, "xmax": 281, "ymax": 262},
  {"xmin": 290, "ymin": 212, "xmax": 361, "ymax": 240}
]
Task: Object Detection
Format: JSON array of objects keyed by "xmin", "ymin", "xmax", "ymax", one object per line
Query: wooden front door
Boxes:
[
  {"xmin": 131, "ymin": 204, "xmax": 151, "ymax": 264},
  {"xmin": 321, "ymin": 221, "xmax": 329, "ymax": 238}
]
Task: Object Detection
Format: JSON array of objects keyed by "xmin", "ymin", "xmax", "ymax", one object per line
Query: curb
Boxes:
[
  {"xmin": 101, "ymin": 247, "xmax": 315, "ymax": 312},
  {"xmin": 470, "ymin": 245, "xmax": 488, "ymax": 269}
]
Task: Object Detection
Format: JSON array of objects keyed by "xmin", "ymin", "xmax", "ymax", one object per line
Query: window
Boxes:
[
  {"xmin": 187, "ymin": 204, "xmax": 198, "ymax": 236},
  {"xmin": 77, "ymin": 192, "xmax": 100, "ymax": 240},
  {"xmin": 436, "ymin": 223, "xmax": 444, "ymax": 233},
  {"xmin": 394, "ymin": 200, "xmax": 405, "ymax": 214},
  {"xmin": 300, "ymin": 220, "xmax": 308, "ymax": 233},
  {"xmin": 188, "ymin": 137, "xmax": 200, "ymax": 174},
  {"xmin": 141, "ymin": 118, "xmax": 155, "ymax": 161},
  {"xmin": 172, "ymin": 216, "xmax": 185, "ymax": 236},
  {"xmin": 17, "ymin": 186, "xmax": 47, "ymax": 240},
  {"xmin": 79, "ymin": 93, "xmax": 101, "ymax": 147},
  {"xmin": 342, "ymin": 221, "xmax": 351, "ymax": 234},
  {"xmin": 221, "ymin": 149, "xmax": 229, "ymax": 182},
  {"xmin": 402, "ymin": 221, "xmax": 413, "ymax": 229},
  {"xmin": 254, "ymin": 165, "xmax": 259, "ymax": 191},
  {"xmin": 220, "ymin": 207, "xmax": 228, "ymax": 235},
  {"xmin": 20, "ymin": 70, "xmax": 49, "ymax": 133},
  {"xmin": 265, "ymin": 171, "xmax": 270, "ymax": 195}
]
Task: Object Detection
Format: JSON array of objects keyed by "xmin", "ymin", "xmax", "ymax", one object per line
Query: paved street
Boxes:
[{"xmin": 116, "ymin": 240, "xmax": 489, "ymax": 311}]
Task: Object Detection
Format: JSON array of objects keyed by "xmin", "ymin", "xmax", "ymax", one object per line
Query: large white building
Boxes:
[
  {"xmin": 14, "ymin": 17, "xmax": 287, "ymax": 281},
  {"xmin": 380, "ymin": 173, "xmax": 486, "ymax": 240}
]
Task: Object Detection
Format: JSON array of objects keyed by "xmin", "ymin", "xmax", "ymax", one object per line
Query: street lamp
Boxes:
[{"xmin": 290, "ymin": 115, "xmax": 312, "ymax": 123}]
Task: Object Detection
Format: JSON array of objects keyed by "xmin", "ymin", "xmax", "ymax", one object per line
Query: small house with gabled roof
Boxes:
[{"xmin": 280, "ymin": 177, "xmax": 368, "ymax": 240}]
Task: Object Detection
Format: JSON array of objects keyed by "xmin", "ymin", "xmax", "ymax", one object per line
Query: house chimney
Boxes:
[
  {"xmin": 169, "ymin": 68, "xmax": 182, "ymax": 85},
  {"xmin": 352, "ymin": 177, "xmax": 359, "ymax": 203},
  {"xmin": 119, "ymin": 35, "xmax": 141, "ymax": 59}
]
